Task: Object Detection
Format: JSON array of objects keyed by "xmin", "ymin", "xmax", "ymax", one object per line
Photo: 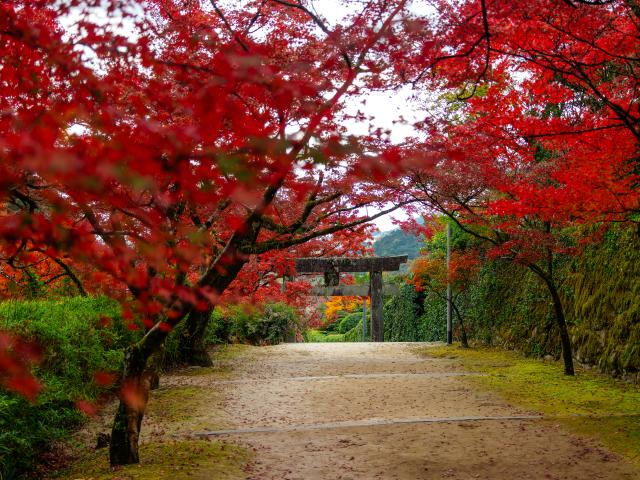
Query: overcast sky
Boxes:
[{"xmin": 310, "ymin": 1, "xmax": 430, "ymax": 231}]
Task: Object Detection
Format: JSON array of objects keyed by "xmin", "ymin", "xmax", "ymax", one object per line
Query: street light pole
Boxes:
[{"xmin": 446, "ymin": 222, "xmax": 453, "ymax": 345}]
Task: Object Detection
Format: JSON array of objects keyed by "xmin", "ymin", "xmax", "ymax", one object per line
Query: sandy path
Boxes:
[{"xmin": 183, "ymin": 343, "xmax": 638, "ymax": 480}]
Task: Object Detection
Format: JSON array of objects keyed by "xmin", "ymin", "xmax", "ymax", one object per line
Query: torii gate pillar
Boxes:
[
  {"xmin": 369, "ymin": 270, "xmax": 384, "ymax": 342},
  {"xmin": 295, "ymin": 256, "xmax": 408, "ymax": 342}
]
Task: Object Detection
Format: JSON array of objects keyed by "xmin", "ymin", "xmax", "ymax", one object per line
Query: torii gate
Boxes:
[{"xmin": 295, "ymin": 256, "xmax": 408, "ymax": 342}]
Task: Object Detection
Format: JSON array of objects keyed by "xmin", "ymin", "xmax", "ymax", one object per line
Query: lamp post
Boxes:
[{"xmin": 446, "ymin": 222, "xmax": 453, "ymax": 345}]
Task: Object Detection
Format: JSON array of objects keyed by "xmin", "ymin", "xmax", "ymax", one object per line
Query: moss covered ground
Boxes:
[
  {"xmin": 420, "ymin": 345, "xmax": 640, "ymax": 465},
  {"xmin": 208, "ymin": 344, "xmax": 253, "ymax": 361},
  {"xmin": 54, "ymin": 440, "xmax": 248, "ymax": 480}
]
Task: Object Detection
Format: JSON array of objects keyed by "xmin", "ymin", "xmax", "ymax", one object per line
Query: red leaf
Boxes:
[
  {"xmin": 6, "ymin": 375, "xmax": 42, "ymax": 402},
  {"xmin": 94, "ymin": 371, "xmax": 117, "ymax": 387},
  {"xmin": 158, "ymin": 322, "xmax": 172, "ymax": 332},
  {"xmin": 75, "ymin": 399, "xmax": 98, "ymax": 417}
]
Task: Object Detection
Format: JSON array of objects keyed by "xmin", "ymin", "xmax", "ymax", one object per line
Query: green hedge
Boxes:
[
  {"xmin": 383, "ymin": 284, "xmax": 424, "ymax": 341},
  {"xmin": 344, "ymin": 319, "xmax": 368, "ymax": 341},
  {"xmin": 304, "ymin": 329, "xmax": 351, "ymax": 342},
  {"xmin": 0, "ymin": 297, "xmax": 136, "ymax": 479}
]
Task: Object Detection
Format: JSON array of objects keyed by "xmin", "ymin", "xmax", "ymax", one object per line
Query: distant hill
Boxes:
[{"xmin": 373, "ymin": 228, "xmax": 422, "ymax": 260}]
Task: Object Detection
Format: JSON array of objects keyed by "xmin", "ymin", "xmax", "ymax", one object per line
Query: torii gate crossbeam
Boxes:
[{"xmin": 295, "ymin": 255, "xmax": 408, "ymax": 342}]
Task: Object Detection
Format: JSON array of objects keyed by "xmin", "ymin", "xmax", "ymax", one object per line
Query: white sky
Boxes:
[
  {"xmin": 311, "ymin": 1, "xmax": 429, "ymax": 231},
  {"xmin": 346, "ymin": 86, "xmax": 417, "ymax": 231}
]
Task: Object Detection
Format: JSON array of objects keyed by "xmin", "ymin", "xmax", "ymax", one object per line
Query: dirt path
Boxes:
[{"xmin": 169, "ymin": 342, "xmax": 638, "ymax": 480}]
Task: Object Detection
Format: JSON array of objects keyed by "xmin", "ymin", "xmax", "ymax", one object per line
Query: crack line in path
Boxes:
[
  {"xmin": 187, "ymin": 415, "xmax": 544, "ymax": 437},
  {"xmin": 174, "ymin": 372, "xmax": 486, "ymax": 385},
  {"xmin": 216, "ymin": 357, "xmax": 443, "ymax": 367}
]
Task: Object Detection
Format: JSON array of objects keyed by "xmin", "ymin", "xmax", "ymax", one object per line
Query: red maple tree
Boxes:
[
  {"xmin": 0, "ymin": 0, "xmax": 414, "ymax": 465},
  {"xmin": 390, "ymin": 0, "xmax": 640, "ymax": 376}
]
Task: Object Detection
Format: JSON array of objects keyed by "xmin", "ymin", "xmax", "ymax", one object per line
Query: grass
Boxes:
[
  {"xmin": 147, "ymin": 386, "xmax": 212, "ymax": 423},
  {"xmin": 419, "ymin": 344, "xmax": 640, "ymax": 465},
  {"xmin": 52, "ymin": 440, "xmax": 249, "ymax": 480},
  {"xmin": 209, "ymin": 344, "xmax": 253, "ymax": 361},
  {"xmin": 145, "ymin": 385, "xmax": 228, "ymax": 434}
]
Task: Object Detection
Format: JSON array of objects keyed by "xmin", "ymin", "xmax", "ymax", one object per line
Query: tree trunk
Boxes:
[
  {"xmin": 109, "ymin": 344, "xmax": 155, "ymax": 465},
  {"xmin": 449, "ymin": 295, "xmax": 469, "ymax": 348},
  {"xmin": 538, "ymin": 274, "xmax": 575, "ymax": 376},
  {"xmin": 147, "ymin": 344, "xmax": 165, "ymax": 390},
  {"xmin": 107, "ymin": 190, "xmax": 273, "ymax": 467},
  {"xmin": 548, "ymin": 282, "xmax": 575, "ymax": 375},
  {"xmin": 109, "ymin": 399, "xmax": 145, "ymax": 465},
  {"xmin": 110, "ymin": 233, "xmax": 254, "ymax": 466},
  {"xmin": 456, "ymin": 311, "xmax": 469, "ymax": 348},
  {"xmin": 177, "ymin": 309, "xmax": 213, "ymax": 366}
]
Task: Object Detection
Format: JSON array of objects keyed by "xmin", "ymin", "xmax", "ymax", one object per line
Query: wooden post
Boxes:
[
  {"xmin": 296, "ymin": 256, "xmax": 408, "ymax": 273},
  {"xmin": 324, "ymin": 269, "xmax": 339, "ymax": 286},
  {"xmin": 370, "ymin": 270, "xmax": 383, "ymax": 342}
]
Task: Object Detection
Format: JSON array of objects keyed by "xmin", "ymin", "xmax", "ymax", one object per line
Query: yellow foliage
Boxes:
[{"xmin": 324, "ymin": 296, "xmax": 368, "ymax": 322}]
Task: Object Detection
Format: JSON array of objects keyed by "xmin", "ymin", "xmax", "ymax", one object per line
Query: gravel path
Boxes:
[{"xmin": 175, "ymin": 342, "xmax": 638, "ymax": 480}]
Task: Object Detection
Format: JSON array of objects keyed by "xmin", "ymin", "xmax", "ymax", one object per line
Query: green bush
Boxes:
[
  {"xmin": 240, "ymin": 303, "xmax": 297, "ymax": 344},
  {"xmin": 338, "ymin": 312, "xmax": 362, "ymax": 333},
  {"xmin": 208, "ymin": 307, "xmax": 232, "ymax": 344},
  {"xmin": 321, "ymin": 316, "xmax": 341, "ymax": 333},
  {"xmin": 164, "ymin": 303, "xmax": 299, "ymax": 366},
  {"xmin": 305, "ymin": 313, "xmax": 370, "ymax": 343},
  {"xmin": 344, "ymin": 318, "xmax": 368, "ymax": 341},
  {"xmin": 223, "ymin": 302, "xmax": 298, "ymax": 345},
  {"xmin": 304, "ymin": 329, "xmax": 349, "ymax": 342},
  {"xmin": 0, "ymin": 297, "xmax": 136, "ymax": 479}
]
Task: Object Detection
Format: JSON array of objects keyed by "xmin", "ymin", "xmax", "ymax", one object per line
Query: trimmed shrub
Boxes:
[
  {"xmin": 225, "ymin": 303, "xmax": 299, "ymax": 345},
  {"xmin": 338, "ymin": 312, "xmax": 362, "ymax": 333},
  {"xmin": 344, "ymin": 318, "xmax": 369, "ymax": 341}
]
